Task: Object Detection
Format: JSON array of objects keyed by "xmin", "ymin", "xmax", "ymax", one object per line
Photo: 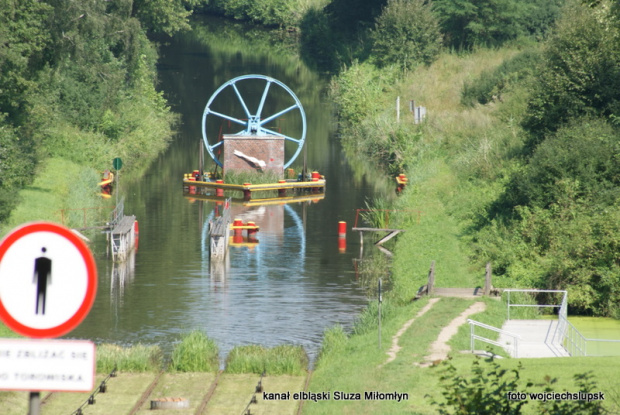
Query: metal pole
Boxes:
[
  {"xmin": 115, "ymin": 167, "xmax": 120, "ymax": 207},
  {"xmin": 29, "ymin": 392, "xmax": 40, "ymax": 415},
  {"xmin": 507, "ymin": 291, "xmax": 511, "ymax": 320},
  {"xmin": 378, "ymin": 278, "xmax": 382, "ymax": 350},
  {"xmin": 303, "ymin": 136, "xmax": 307, "ymax": 181}
]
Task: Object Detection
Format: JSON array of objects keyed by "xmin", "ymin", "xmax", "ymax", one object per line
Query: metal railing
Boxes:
[
  {"xmin": 505, "ymin": 289, "xmax": 620, "ymax": 357},
  {"xmin": 468, "ymin": 319, "xmax": 521, "ymax": 358},
  {"xmin": 109, "ymin": 197, "xmax": 125, "ymax": 228},
  {"xmin": 56, "ymin": 206, "xmax": 114, "ymax": 229},
  {"xmin": 504, "ymin": 289, "xmax": 566, "ymax": 320},
  {"xmin": 555, "ymin": 294, "xmax": 620, "ymax": 356}
]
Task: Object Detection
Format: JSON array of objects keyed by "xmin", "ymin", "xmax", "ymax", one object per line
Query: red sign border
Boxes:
[{"xmin": 0, "ymin": 222, "xmax": 97, "ymax": 338}]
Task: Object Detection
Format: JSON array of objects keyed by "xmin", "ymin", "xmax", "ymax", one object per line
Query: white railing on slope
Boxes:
[
  {"xmin": 468, "ymin": 319, "xmax": 521, "ymax": 358},
  {"xmin": 505, "ymin": 289, "xmax": 620, "ymax": 357}
]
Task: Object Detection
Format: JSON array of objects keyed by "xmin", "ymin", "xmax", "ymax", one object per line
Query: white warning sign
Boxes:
[{"xmin": 0, "ymin": 339, "xmax": 95, "ymax": 392}]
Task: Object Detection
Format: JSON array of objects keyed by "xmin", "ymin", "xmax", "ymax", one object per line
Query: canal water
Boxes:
[{"xmin": 68, "ymin": 16, "xmax": 392, "ymax": 362}]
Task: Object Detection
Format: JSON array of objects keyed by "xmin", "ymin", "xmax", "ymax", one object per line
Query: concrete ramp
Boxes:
[{"xmin": 499, "ymin": 320, "xmax": 569, "ymax": 358}]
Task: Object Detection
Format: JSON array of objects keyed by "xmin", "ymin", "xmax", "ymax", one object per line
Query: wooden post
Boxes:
[
  {"xmin": 484, "ymin": 262, "xmax": 492, "ymax": 296},
  {"xmin": 428, "ymin": 260, "xmax": 435, "ymax": 295}
]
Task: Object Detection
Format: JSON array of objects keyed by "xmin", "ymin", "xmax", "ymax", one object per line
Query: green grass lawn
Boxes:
[{"xmin": 304, "ymin": 297, "xmax": 620, "ymax": 414}]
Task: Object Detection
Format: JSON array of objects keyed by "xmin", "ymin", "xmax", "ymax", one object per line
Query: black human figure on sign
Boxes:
[{"xmin": 33, "ymin": 247, "xmax": 52, "ymax": 315}]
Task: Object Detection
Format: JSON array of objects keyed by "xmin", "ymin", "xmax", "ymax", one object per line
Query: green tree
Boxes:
[
  {"xmin": 433, "ymin": 0, "xmax": 563, "ymax": 49},
  {"xmin": 499, "ymin": 119, "xmax": 620, "ymax": 211},
  {"xmin": 371, "ymin": 0, "xmax": 443, "ymax": 71},
  {"xmin": 522, "ymin": 1, "xmax": 620, "ymax": 148},
  {"xmin": 131, "ymin": 0, "xmax": 204, "ymax": 36},
  {"xmin": 0, "ymin": 0, "xmax": 52, "ymax": 121},
  {"xmin": 480, "ymin": 119, "xmax": 620, "ymax": 316}
]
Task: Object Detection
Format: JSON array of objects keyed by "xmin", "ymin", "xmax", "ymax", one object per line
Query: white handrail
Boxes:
[{"xmin": 468, "ymin": 319, "xmax": 521, "ymax": 358}]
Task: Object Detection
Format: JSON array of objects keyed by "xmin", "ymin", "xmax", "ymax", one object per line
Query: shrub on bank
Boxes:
[{"xmin": 170, "ymin": 330, "xmax": 220, "ymax": 372}]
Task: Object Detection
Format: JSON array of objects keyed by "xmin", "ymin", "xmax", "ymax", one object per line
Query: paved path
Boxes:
[{"xmin": 499, "ymin": 320, "xmax": 569, "ymax": 358}]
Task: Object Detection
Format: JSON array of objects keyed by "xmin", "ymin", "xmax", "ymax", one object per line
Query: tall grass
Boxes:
[
  {"xmin": 0, "ymin": 158, "xmax": 109, "ymax": 237},
  {"xmin": 352, "ymin": 298, "xmax": 397, "ymax": 336},
  {"xmin": 169, "ymin": 330, "xmax": 219, "ymax": 372},
  {"xmin": 225, "ymin": 344, "xmax": 308, "ymax": 375},
  {"xmin": 315, "ymin": 325, "xmax": 348, "ymax": 367},
  {"xmin": 223, "ymin": 169, "xmax": 283, "ymax": 185},
  {"xmin": 96, "ymin": 343, "xmax": 163, "ymax": 373},
  {"xmin": 357, "ymin": 249, "xmax": 392, "ymax": 298}
]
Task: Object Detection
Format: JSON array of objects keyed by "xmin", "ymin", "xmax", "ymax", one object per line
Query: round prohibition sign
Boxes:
[{"xmin": 0, "ymin": 222, "xmax": 97, "ymax": 338}]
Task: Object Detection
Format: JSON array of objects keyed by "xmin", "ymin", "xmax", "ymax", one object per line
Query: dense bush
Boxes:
[
  {"xmin": 207, "ymin": 0, "xmax": 304, "ymax": 27},
  {"xmin": 299, "ymin": 0, "xmax": 382, "ymax": 72},
  {"xmin": 430, "ymin": 357, "xmax": 606, "ymax": 414},
  {"xmin": 493, "ymin": 119, "xmax": 620, "ymax": 213},
  {"xmin": 478, "ymin": 119, "xmax": 620, "ymax": 316},
  {"xmin": 522, "ymin": 1, "xmax": 620, "ymax": 148},
  {"xmin": 433, "ymin": 0, "xmax": 564, "ymax": 49},
  {"xmin": 371, "ymin": 0, "xmax": 443, "ymax": 71},
  {"xmin": 461, "ymin": 49, "xmax": 541, "ymax": 106},
  {"xmin": 328, "ymin": 61, "xmax": 393, "ymax": 125}
]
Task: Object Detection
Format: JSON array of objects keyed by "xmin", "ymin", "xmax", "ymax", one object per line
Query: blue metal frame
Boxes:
[{"xmin": 202, "ymin": 74, "xmax": 307, "ymax": 169}]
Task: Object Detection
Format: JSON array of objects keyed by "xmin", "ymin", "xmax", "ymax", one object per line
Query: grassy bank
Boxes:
[
  {"xmin": 304, "ymin": 43, "xmax": 620, "ymax": 414},
  {"xmin": 304, "ymin": 296, "xmax": 620, "ymax": 414},
  {"xmin": 0, "ymin": 158, "xmax": 107, "ymax": 238}
]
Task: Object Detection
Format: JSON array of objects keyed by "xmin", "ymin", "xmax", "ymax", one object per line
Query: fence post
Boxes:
[
  {"xmin": 484, "ymin": 262, "xmax": 492, "ymax": 296},
  {"xmin": 428, "ymin": 261, "xmax": 435, "ymax": 295},
  {"xmin": 507, "ymin": 290, "xmax": 511, "ymax": 320}
]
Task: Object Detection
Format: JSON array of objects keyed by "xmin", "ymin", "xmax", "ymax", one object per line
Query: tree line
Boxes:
[
  {"xmin": 0, "ymin": 0, "xmax": 207, "ymax": 222},
  {"xmin": 324, "ymin": 0, "xmax": 620, "ymax": 317}
]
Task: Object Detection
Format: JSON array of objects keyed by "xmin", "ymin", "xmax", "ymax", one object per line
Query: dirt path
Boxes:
[
  {"xmin": 420, "ymin": 301, "xmax": 486, "ymax": 366},
  {"xmin": 380, "ymin": 298, "xmax": 441, "ymax": 367}
]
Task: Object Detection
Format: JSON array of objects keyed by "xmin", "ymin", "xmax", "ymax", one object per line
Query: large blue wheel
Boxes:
[{"xmin": 202, "ymin": 75, "xmax": 307, "ymax": 169}]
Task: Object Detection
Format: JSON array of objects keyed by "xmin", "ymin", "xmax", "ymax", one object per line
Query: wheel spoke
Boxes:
[
  {"xmin": 261, "ymin": 127, "xmax": 301, "ymax": 144},
  {"xmin": 210, "ymin": 141, "xmax": 223, "ymax": 150},
  {"xmin": 259, "ymin": 104, "xmax": 298, "ymax": 126},
  {"xmin": 256, "ymin": 81, "xmax": 272, "ymax": 119},
  {"xmin": 232, "ymin": 83, "xmax": 252, "ymax": 119},
  {"xmin": 207, "ymin": 109, "xmax": 246, "ymax": 127}
]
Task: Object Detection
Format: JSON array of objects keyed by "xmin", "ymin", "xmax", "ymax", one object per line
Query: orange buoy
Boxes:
[
  {"xmin": 233, "ymin": 218, "xmax": 243, "ymax": 237},
  {"xmin": 215, "ymin": 179, "xmax": 224, "ymax": 197},
  {"xmin": 338, "ymin": 221, "xmax": 346, "ymax": 238},
  {"xmin": 243, "ymin": 183, "xmax": 252, "ymax": 200},
  {"xmin": 278, "ymin": 180, "xmax": 287, "ymax": 197}
]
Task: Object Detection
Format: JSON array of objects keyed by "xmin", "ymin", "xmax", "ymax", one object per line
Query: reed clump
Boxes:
[
  {"xmin": 169, "ymin": 330, "xmax": 220, "ymax": 372},
  {"xmin": 225, "ymin": 344, "xmax": 308, "ymax": 375},
  {"xmin": 96, "ymin": 343, "xmax": 163, "ymax": 373}
]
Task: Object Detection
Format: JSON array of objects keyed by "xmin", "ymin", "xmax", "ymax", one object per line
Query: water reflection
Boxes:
[{"xmin": 109, "ymin": 249, "xmax": 136, "ymax": 308}]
